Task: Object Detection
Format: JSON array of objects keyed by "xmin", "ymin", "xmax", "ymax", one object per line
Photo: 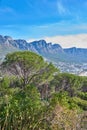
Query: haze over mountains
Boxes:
[
  {"xmin": 0, "ymin": 35, "xmax": 87, "ymax": 64},
  {"xmin": 30, "ymin": 34, "xmax": 87, "ymax": 48}
]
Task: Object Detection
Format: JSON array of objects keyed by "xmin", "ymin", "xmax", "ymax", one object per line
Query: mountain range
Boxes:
[{"xmin": 0, "ymin": 35, "xmax": 87, "ymax": 64}]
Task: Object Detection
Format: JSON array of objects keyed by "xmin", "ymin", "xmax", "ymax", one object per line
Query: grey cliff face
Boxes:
[{"xmin": 0, "ymin": 35, "xmax": 87, "ymax": 63}]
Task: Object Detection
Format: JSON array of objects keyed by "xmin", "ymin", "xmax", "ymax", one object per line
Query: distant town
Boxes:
[{"xmin": 54, "ymin": 62, "xmax": 87, "ymax": 76}]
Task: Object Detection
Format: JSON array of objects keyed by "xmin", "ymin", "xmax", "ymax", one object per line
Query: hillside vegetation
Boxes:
[{"xmin": 0, "ymin": 51, "xmax": 87, "ymax": 130}]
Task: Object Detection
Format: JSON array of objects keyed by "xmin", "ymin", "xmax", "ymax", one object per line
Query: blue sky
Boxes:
[{"xmin": 0, "ymin": 0, "xmax": 87, "ymax": 40}]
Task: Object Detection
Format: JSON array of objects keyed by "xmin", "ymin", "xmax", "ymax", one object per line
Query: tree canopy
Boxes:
[{"xmin": 1, "ymin": 51, "xmax": 58, "ymax": 88}]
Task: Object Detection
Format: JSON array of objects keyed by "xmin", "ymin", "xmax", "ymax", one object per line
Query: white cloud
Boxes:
[{"xmin": 29, "ymin": 34, "xmax": 87, "ymax": 48}]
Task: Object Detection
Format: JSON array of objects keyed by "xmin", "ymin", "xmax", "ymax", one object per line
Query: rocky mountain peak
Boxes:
[
  {"xmin": 4, "ymin": 36, "xmax": 13, "ymax": 41},
  {"xmin": 0, "ymin": 35, "xmax": 6, "ymax": 44},
  {"xmin": 0, "ymin": 34, "xmax": 87, "ymax": 63}
]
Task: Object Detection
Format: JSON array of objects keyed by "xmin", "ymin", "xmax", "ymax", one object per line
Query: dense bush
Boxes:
[{"xmin": 0, "ymin": 51, "xmax": 87, "ymax": 130}]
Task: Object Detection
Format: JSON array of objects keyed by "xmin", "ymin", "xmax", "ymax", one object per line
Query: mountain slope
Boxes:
[
  {"xmin": 0, "ymin": 35, "xmax": 87, "ymax": 63},
  {"xmin": 0, "ymin": 35, "xmax": 19, "ymax": 63},
  {"xmin": 64, "ymin": 47, "xmax": 87, "ymax": 63}
]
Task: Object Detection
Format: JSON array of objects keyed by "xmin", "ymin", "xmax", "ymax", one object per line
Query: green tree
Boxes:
[{"xmin": 1, "ymin": 51, "xmax": 58, "ymax": 89}]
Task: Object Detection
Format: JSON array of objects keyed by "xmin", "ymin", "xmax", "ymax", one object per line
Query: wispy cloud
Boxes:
[
  {"xmin": 57, "ymin": 0, "xmax": 69, "ymax": 15},
  {"xmin": 0, "ymin": 21, "xmax": 87, "ymax": 42},
  {"xmin": 0, "ymin": 7, "xmax": 14, "ymax": 13}
]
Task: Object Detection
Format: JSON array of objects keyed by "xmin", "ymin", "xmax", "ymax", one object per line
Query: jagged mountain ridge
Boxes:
[
  {"xmin": 0, "ymin": 35, "xmax": 19, "ymax": 63},
  {"xmin": 0, "ymin": 35, "xmax": 87, "ymax": 63}
]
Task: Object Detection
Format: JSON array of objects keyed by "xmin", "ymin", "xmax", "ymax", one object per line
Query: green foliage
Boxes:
[
  {"xmin": 2, "ymin": 51, "xmax": 45, "ymax": 71},
  {"xmin": 1, "ymin": 51, "xmax": 58, "ymax": 89},
  {"xmin": 50, "ymin": 73, "xmax": 86, "ymax": 96},
  {"xmin": 0, "ymin": 85, "xmax": 42, "ymax": 130},
  {"xmin": 72, "ymin": 97, "xmax": 87, "ymax": 110},
  {"xmin": 50, "ymin": 91, "xmax": 80, "ymax": 110},
  {"xmin": 0, "ymin": 77, "xmax": 10, "ymax": 88},
  {"xmin": 0, "ymin": 51, "xmax": 87, "ymax": 130},
  {"xmin": 77, "ymin": 92, "xmax": 87, "ymax": 100},
  {"xmin": 46, "ymin": 91, "xmax": 82, "ymax": 130},
  {"xmin": 34, "ymin": 63, "xmax": 58, "ymax": 86}
]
